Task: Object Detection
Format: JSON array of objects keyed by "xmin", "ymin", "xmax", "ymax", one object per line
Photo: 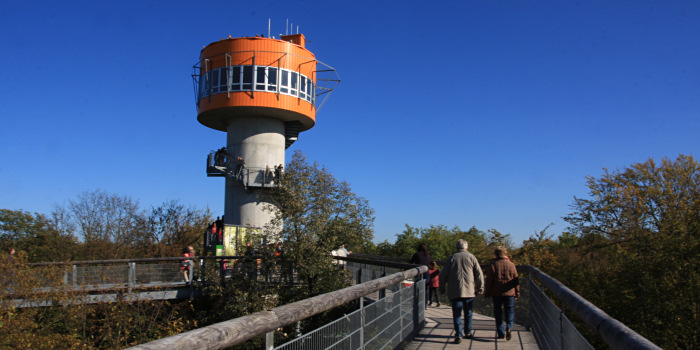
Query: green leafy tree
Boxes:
[
  {"xmin": 485, "ymin": 229, "xmax": 514, "ymax": 252},
  {"xmin": 263, "ymin": 150, "xmax": 375, "ymax": 298},
  {"xmin": 0, "ymin": 209, "xmax": 77, "ymax": 262},
  {"xmin": 513, "ymin": 224, "xmax": 560, "ymax": 271},
  {"xmin": 373, "ymin": 239, "xmax": 396, "ymax": 256},
  {"xmin": 393, "ymin": 224, "xmax": 421, "ymax": 258},
  {"xmin": 393, "ymin": 225, "xmax": 489, "ymax": 262},
  {"xmin": 564, "ymin": 154, "xmax": 700, "ymax": 349}
]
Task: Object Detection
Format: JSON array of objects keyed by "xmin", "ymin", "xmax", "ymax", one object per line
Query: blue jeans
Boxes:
[
  {"xmin": 451, "ymin": 297, "xmax": 474, "ymax": 337},
  {"xmin": 493, "ymin": 296, "xmax": 515, "ymax": 336}
]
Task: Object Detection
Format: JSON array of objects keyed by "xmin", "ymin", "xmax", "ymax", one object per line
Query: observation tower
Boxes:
[{"xmin": 193, "ymin": 32, "xmax": 338, "ymax": 252}]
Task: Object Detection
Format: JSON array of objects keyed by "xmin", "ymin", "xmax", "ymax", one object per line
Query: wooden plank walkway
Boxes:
[{"xmin": 405, "ymin": 305, "xmax": 539, "ymax": 350}]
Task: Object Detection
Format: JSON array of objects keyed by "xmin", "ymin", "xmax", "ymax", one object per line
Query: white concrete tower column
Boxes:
[{"xmin": 224, "ymin": 116, "xmax": 285, "ymax": 228}]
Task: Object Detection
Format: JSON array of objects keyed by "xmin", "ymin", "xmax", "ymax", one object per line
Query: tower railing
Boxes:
[
  {"xmin": 207, "ymin": 151, "xmax": 283, "ymax": 188},
  {"xmin": 191, "ymin": 50, "xmax": 339, "ymax": 112}
]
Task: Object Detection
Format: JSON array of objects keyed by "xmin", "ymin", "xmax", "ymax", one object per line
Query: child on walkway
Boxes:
[{"xmin": 428, "ymin": 261, "xmax": 440, "ymax": 307}]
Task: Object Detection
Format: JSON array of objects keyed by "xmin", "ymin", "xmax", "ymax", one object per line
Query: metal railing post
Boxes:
[
  {"xmin": 265, "ymin": 330, "xmax": 274, "ymax": 350},
  {"xmin": 528, "ymin": 273, "xmax": 534, "ymax": 330},
  {"xmin": 560, "ymin": 309, "xmax": 565, "ymax": 349},
  {"xmin": 360, "ymin": 295, "xmax": 365, "ymax": 350},
  {"xmin": 128, "ymin": 262, "xmax": 136, "ymax": 297},
  {"xmin": 399, "ymin": 281, "xmax": 404, "ymax": 339},
  {"xmin": 379, "ymin": 266, "xmax": 386, "ymax": 299},
  {"xmin": 199, "ymin": 258, "xmax": 204, "ymax": 284},
  {"xmin": 356, "ymin": 263, "xmax": 362, "ymax": 285},
  {"xmin": 128, "ymin": 262, "xmax": 136, "ymax": 285}
]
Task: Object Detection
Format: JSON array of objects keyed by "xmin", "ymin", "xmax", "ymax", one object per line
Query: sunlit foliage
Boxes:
[{"xmin": 561, "ymin": 155, "xmax": 700, "ymax": 349}]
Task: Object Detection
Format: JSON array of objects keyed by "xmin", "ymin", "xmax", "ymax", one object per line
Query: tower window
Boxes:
[
  {"xmin": 242, "ymin": 66, "xmax": 253, "ymax": 90},
  {"xmin": 198, "ymin": 65, "xmax": 315, "ymax": 104}
]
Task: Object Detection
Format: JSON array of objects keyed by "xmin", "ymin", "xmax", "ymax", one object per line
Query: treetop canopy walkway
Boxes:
[{"xmin": 8, "ymin": 255, "xmax": 661, "ymax": 349}]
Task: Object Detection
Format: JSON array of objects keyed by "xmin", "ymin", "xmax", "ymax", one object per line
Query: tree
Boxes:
[
  {"xmin": 144, "ymin": 200, "xmax": 211, "ymax": 257},
  {"xmin": 0, "ymin": 209, "xmax": 76, "ymax": 262},
  {"xmin": 55, "ymin": 190, "xmax": 146, "ymax": 259},
  {"xmin": 391, "ymin": 224, "xmax": 490, "ymax": 262},
  {"xmin": 512, "ymin": 224, "xmax": 560, "ymax": 272},
  {"xmin": 485, "ymin": 229, "xmax": 514, "ymax": 252},
  {"xmin": 392, "ymin": 224, "xmax": 421, "ymax": 258},
  {"xmin": 564, "ymin": 154, "xmax": 700, "ymax": 349},
  {"xmin": 262, "ymin": 150, "xmax": 375, "ymax": 298},
  {"xmin": 51, "ymin": 191, "xmax": 211, "ymax": 260}
]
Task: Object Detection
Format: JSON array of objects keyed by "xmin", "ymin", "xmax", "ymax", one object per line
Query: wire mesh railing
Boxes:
[
  {"xmin": 351, "ymin": 254, "xmax": 660, "ymax": 350},
  {"xmin": 129, "ymin": 257, "xmax": 427, "ymax": 350},
  {"xmin": 529, "ymin": 276, "xmax": 594, "ymax": 350},
  {"xmin": 274, "ymin": 260, "xmax": 424, "ymax": 350}
]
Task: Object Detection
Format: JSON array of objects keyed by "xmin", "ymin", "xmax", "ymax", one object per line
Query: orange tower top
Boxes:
[{"xmin": 195, "ymin": 34, "xmax": 321, "ymax": 132}]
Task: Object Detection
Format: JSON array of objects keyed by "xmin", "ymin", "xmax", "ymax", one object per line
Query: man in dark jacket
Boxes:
[
  {"xmin": 409, "ymin": 243, "xmax": 432, "ymax": 306},
  {"xmin": 485, "ymin": 246, "xmax": 520, "ymax": 340}
]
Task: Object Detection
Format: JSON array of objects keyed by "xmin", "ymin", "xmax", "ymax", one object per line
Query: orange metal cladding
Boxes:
[{"xmin": 197, "ymin": 35, "xmax": 317, "ymax": 131}]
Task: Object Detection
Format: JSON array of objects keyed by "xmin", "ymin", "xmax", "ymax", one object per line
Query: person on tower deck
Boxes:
[
  {"xmin": 214, "ymin": 216, "xmax": 223, "ymax": 237},
  {"xmin": 211, "ymin": 222, "xmax": 218, "ymax": 243},
  {"xmin": 215, "ymin": 147, "xmax": 226, "ymax": 166},
  {"xmin": 439, "ymin": 239, "xmax": 484, "ymax": 344},
  {"xmin": 485, "ymin": 246, "xmax": 520, "ymax": 341},
  {"xmin": 234, "ymin": 157, "xmax": 246, "ymax": 180},
  {"xmin": 275, "ymin": 164, "xmax": 284, "ymax": 180},
  {"xmin": 409, "ymin": 243, "xmax": 432, "ymax": 307}
]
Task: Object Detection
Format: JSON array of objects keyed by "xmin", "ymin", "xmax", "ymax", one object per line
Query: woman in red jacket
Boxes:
[
  {"xmin": 484, "ymin": 246, "xmax": 519, "ymax": 341},
  {"xmin": 180, "ymin": 246, "xmax": 194, "ymax": 284}
]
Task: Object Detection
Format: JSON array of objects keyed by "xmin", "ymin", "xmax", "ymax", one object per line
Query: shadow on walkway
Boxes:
[{"xmin": 405, "ymin": 306, "xmax": 539, "ymax": 350}]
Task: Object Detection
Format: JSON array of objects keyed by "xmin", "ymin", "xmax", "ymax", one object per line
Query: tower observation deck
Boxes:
[{"xmin": 193, "ymin": 33, "xmax": 339, "ymax": 248}]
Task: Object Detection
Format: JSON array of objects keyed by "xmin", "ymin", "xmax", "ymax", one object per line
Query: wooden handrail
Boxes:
[{"xmin": 128, "ymin": 263, "xmax": 428, "ymax": 350}]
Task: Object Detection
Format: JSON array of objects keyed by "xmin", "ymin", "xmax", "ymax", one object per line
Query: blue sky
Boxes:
[{"xmin": 1, "ymin": 1, "xmax": 698, "ymax": 245}]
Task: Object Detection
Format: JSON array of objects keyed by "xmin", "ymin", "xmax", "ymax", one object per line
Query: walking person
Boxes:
[
  {"xmin": 428, "ymin": 261, "xmax": 440, "ymax": 307},
  {"xmin": 484, "ymin": 246, "xmax": 520, "ymax": 341},
  {"xmin": 439, "ymin": 239, "xmax": 484, "ymax": 344},
  {"xmin": 409, "ymin": 243, "xmax": 432, "ymax": 306},
  {"xmin": 180, "ymin": 246, "xmax": 194, "ymax": 284}
]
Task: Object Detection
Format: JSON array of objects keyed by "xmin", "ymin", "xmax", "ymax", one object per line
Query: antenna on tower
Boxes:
[
  {"xmin": 268, "ymin": 18, "xmax": 271, "ymax": 38},
  {"xmin": 285, "ymin": 19, "xmax": 288, "ymax": 35}
]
